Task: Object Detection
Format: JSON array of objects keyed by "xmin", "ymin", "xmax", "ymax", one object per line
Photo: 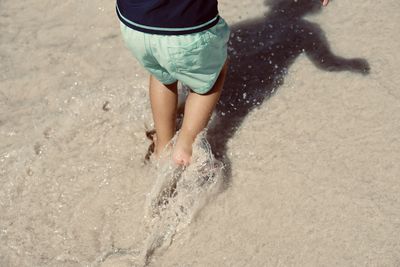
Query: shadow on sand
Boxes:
[{"xmin": 206, "ymin": 0, "xmax": 370, "ymax": 189}]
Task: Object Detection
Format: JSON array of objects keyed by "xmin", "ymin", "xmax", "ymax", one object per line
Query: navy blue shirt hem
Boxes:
[{"xmin": 116, "ymin": 6, "xmax": 220, "ymax": 35}]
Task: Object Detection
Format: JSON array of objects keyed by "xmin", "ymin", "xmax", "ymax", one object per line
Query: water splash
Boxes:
[{"xmin": 139, "ymin": 131, "xmax": 224, "ymax": 265}]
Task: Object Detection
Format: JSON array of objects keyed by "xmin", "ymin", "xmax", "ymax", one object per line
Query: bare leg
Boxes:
[
  {"xmin": 149, "ymin": 75, "xmax": 178, "ymax": 157},
  {"xmin": 173, "ymin": 61, "xmax": 229, "ymax": 166}
]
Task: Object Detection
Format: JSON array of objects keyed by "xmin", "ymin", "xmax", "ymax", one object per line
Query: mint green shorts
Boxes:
[{"xmin": 120, "ymin": 18, "xmax": 230, "ymax": 94}]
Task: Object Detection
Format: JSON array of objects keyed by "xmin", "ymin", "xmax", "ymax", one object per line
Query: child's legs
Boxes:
[
  {"xmin": 173, "ymin": 60, "xmax": 229, "ymax": 166},
  {"xmin": 149, "ymin": 75, "xmax": 178, "ymax": 156}
]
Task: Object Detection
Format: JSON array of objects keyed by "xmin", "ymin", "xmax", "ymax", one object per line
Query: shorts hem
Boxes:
[
  {"xmin": 187, "ymin": 57, "xmax": 227, "ymax": 95},
  {"xmin": 162, "ymin": 79, "xmax": 178, "ymax": 85},
  {"xmin": 150, "ymin": 74, "xmax": 177, "ymax": 85}
]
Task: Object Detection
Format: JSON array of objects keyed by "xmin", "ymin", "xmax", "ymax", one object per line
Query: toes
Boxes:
[
  {"xmin": 173, "ymin": 159, "xmax": 189, "ymax": 167},
  {"xmin": 172, "ymin": 152, "xmax": 191, "ymax": 166}
]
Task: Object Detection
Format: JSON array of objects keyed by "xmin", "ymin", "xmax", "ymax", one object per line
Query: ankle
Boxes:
[
  {"xmin": 177, "ymin": 129, "xmax": 196, "ymax": 146},
  {"xmin": 155, "ymin": 141, "xmax": 171, "ymax": 155}
]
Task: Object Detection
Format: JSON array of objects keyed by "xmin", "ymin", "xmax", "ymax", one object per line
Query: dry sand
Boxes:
[{"xmin": 1, "ymin": 0, "xmax": 400, "ymax": 266}]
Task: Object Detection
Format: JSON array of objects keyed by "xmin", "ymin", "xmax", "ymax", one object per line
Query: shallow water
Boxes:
[{"xmin": 1, "ymin": 0, "xmax": 400, "ymax": 266}]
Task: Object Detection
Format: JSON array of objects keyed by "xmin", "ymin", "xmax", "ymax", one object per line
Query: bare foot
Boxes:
[{"xmin": 172, "ymin": 133, "xmax": 193, "ymax": 166}]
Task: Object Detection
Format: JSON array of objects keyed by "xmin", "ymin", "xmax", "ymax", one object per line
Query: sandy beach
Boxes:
[{"xmin": 1, "ymin": 0, "xmax": 400, "ymax": 266}]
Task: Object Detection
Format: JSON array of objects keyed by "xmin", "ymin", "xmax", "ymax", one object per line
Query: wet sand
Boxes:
[{"xmin": 1, "ymin": 0, "xmax": 400, "ymax": 266}]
